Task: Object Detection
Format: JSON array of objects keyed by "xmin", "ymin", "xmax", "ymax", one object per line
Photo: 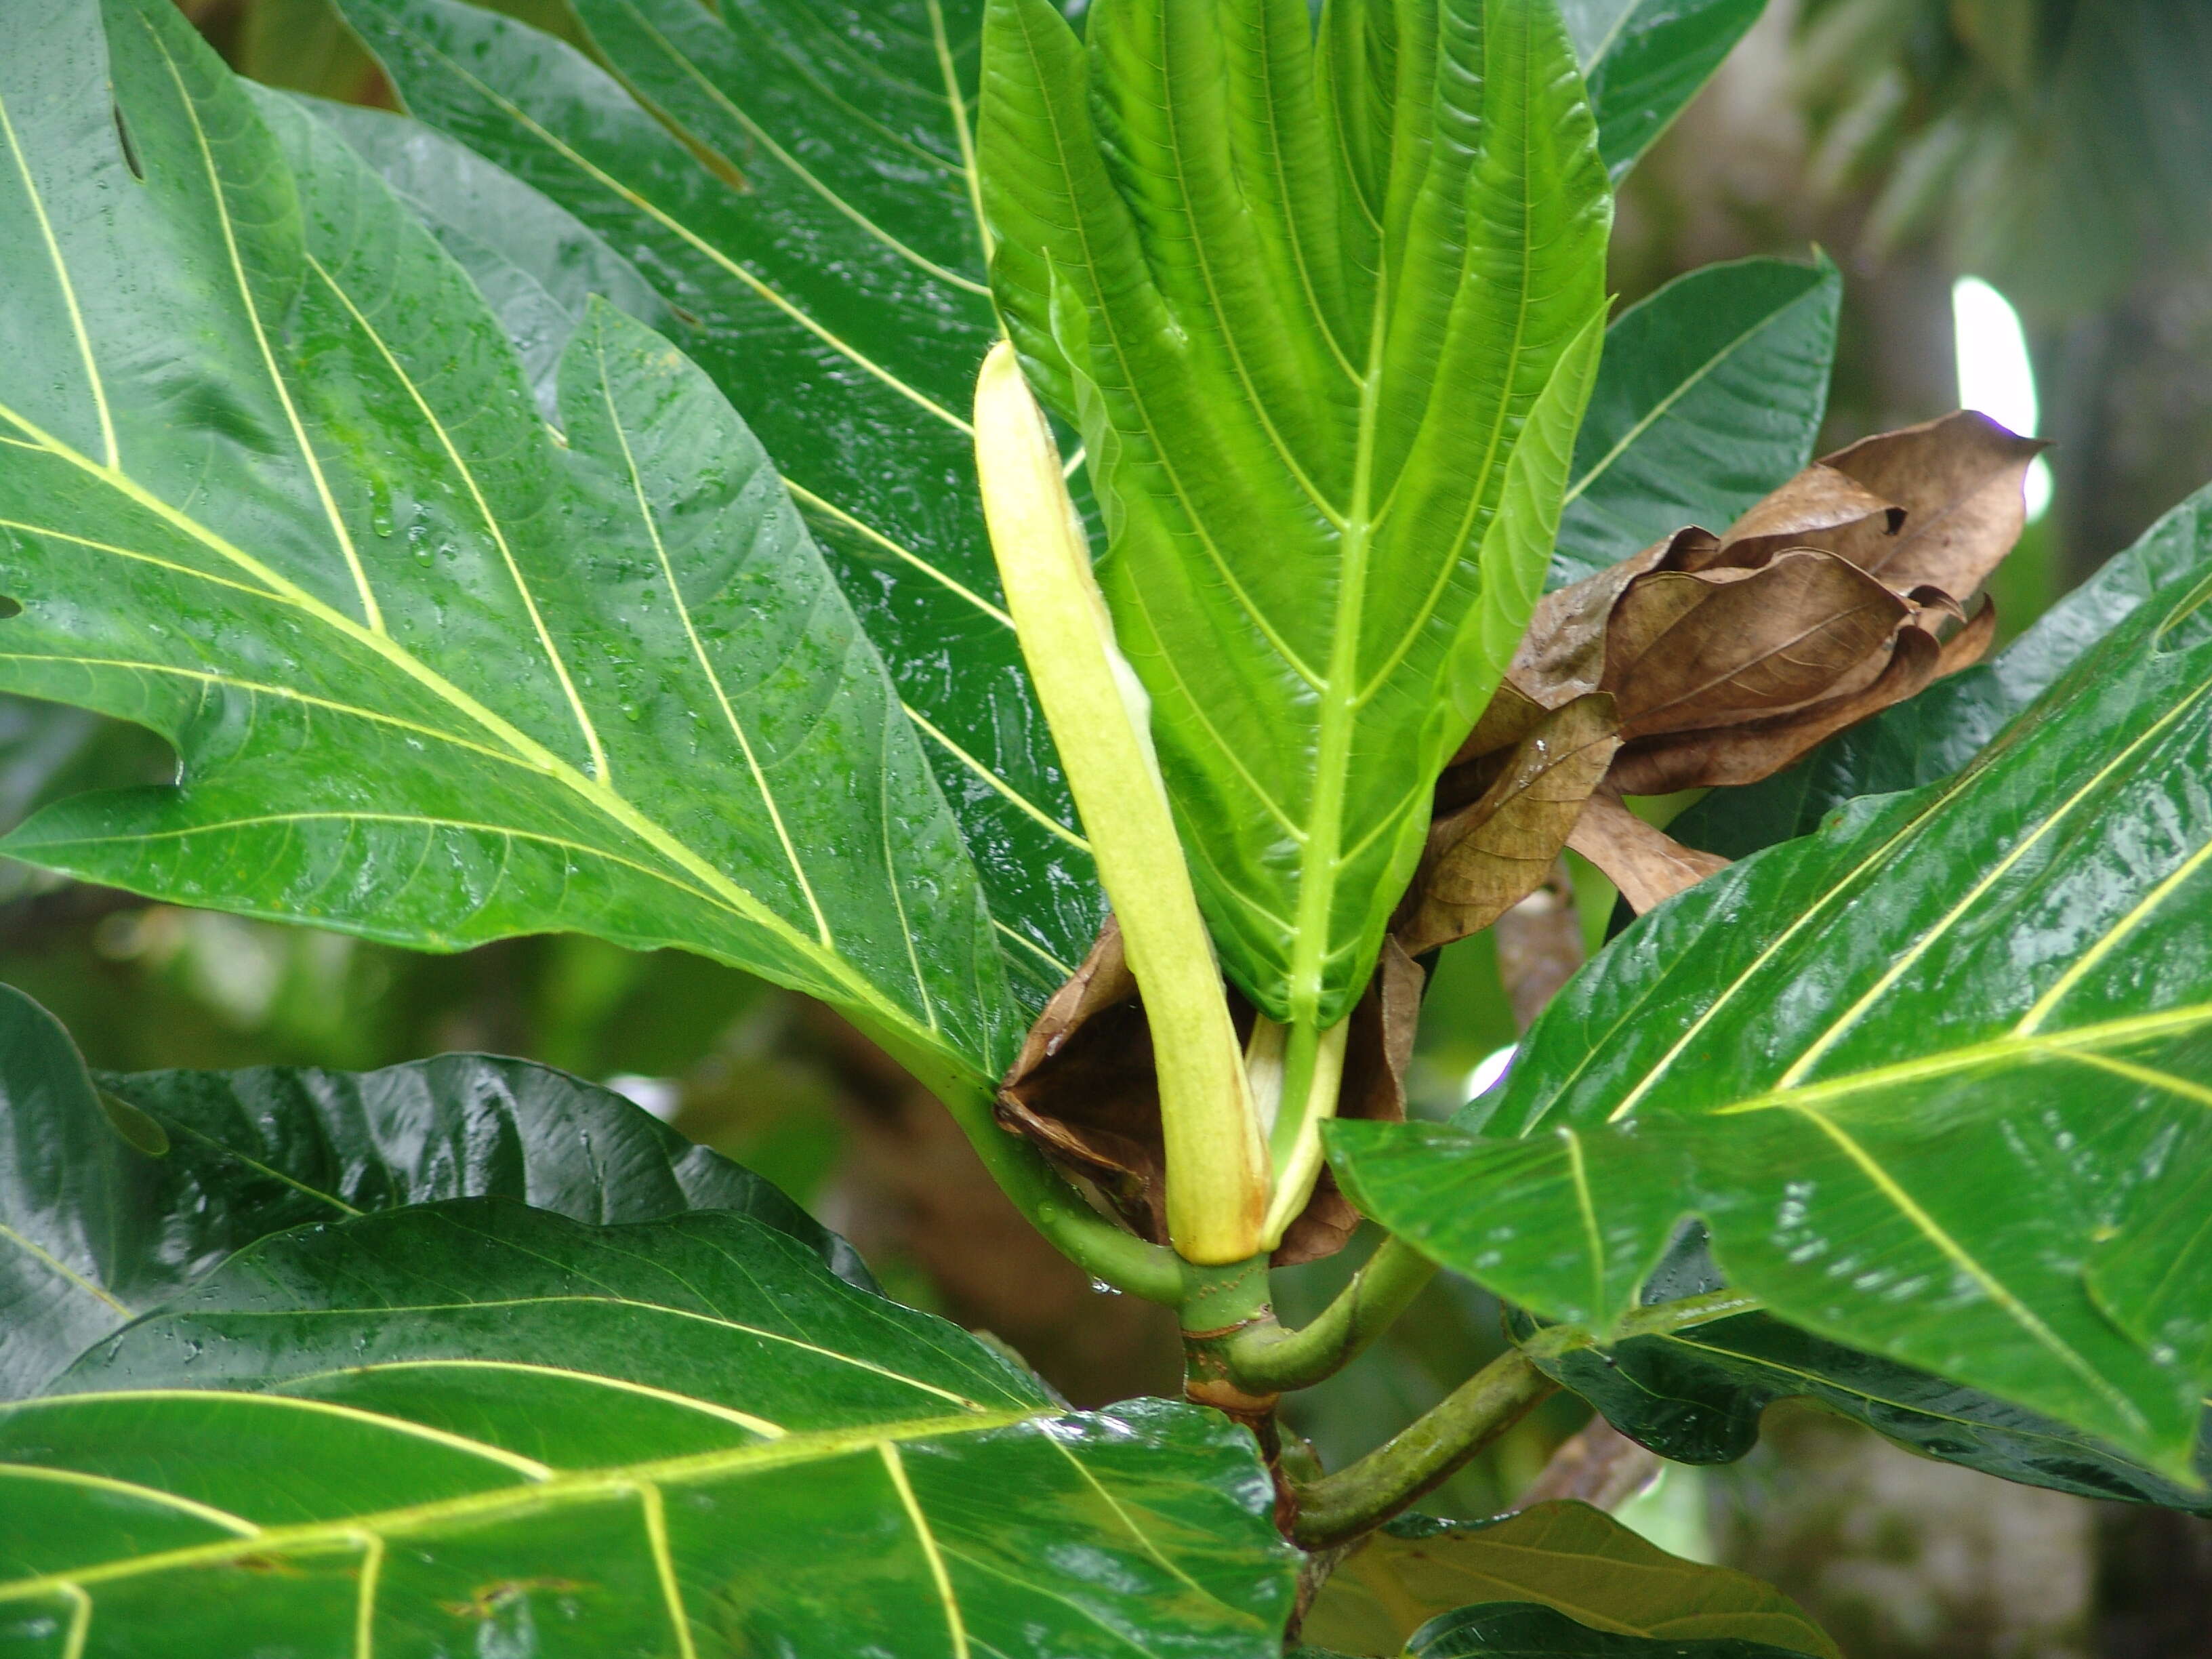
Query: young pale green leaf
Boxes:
[
  {"xmin": 337, "ymin": 0, "xmax": 1100, "ymax": 1004},
  {"xmin": 1410, "ymin": 1603, "xmax": 1824, "ymax": 1659},
  {"xmin": 1556, "ymin": 255, "xmax": 1842, "ymax": 588},
  {"xmin": 1332, "ymin": 489, "xmax": 2212, "ymax": 1472},
  {"xmin": 1562, "ymin": 0, "xmax": 1770, "ymax": 180},
  {"xmin": 1302, "ymin": 1503, "xmax": 1838, "ymax": 1658},
  {"xmin": 0, "ymin": 0, "xmax": 1017, "ymax": 1082},
  {"xmin": 3, "ymin": 1197, "xmax": 1296, "ymax": 1654},
  {"xmin": 1672, "ymin": 479, "xmax": 2212, "ymax": 859},
  {"xmin": 983, "ymin": 0, "xmax": 1612, "ymax": 1030},
  {"xmin": 0, "ymin": 982, "xmax": 865, "ymax": 1400},
  {"xmin": 295, "ymin": 94, "xmax": 672, "ymax": 422}
]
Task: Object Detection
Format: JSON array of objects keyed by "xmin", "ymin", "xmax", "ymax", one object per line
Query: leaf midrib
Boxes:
[{"xmin": 0, "ymin": 1397, "xmax": 1041, "ymax": 1603}]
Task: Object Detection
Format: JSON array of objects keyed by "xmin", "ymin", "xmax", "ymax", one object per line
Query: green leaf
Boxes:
[
  {"xmin": 294, "ymin": 94, "xmax": 673, "ymax": 422},
  {"xmin": 1563, "ymin": 0, "xmax": 1769, "ymax": 180},
  {"xmin": 982, "ymin": 0, "xmax": 1612, "ymax": 1027},
  {"xmin": 1410, "ymin": 1602, "xmax": 1822, "ymax": 1659},
  {"xmin": 3, "ymin": 1197, "xmax": 1296, "ymax": 1653},
  {"xmin": 1532, "ymin": 1308, "xmax": 2212, "ymax": 1515},
  {"xmin": 1301, "ymin": 1502, "xmax": 1838, "ymax": 1659},
  {"xmin": 1555, "ymin": 255, "xmax": 1841, "ymax": 589},
  {"xmin": 0, "ymin": 0, "xmax": 1016, "ymax": 1082},
  {"xmin": 337, "ymin": 0, "xmax": 1101, "ymax": 1004},
  {"xmin": 0, "ymin": 980, "xmax": 865, "ymax": 1399},
  {"xmin": 1332, "ymin": 489, "xmax": 2212, "ymax": 1471},
  {"xmin": 1672, "ymin": 478, "xmax": 2212, "ymax": 860}
]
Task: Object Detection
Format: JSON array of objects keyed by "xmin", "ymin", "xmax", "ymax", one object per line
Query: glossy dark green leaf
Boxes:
[
  {"xmin": 1302, "ymin": 1503, "xmax": 1838, "ymax": 1658},
  {"xmin": 295, "ymin": 94, "xmax": 672, "ymax": 422},
  {"xmin": 1533, "ymin": 1309, "xmax": 2212, "ymax": 1515},
  {"xmin": 1332, "ymin": 489, "xmax": 2212, "ymax": 1471},
  {"xmin": 1673, "ymin": 479, "xmax": 2212, "ymax": 859},
  {"xmin": 0, "ymin": 0, "xmax": 1016, "ymax": 1082},
  {"xmin": 1563, "ymin": 0, "xmax": 1769, "ymax": 180},
  {"xmin": 0, "ymin": 981, "xmax": 864, "ymax": 1399},
  {"xmin": 2, "ymin": 1197, "xmax": 1296, "ymax": 1654},
  {"xmin": 983, "ymin": 0, "xmax": 1612, "ymax": 1027},
  {"xmin": 1410, "ymin": 1602, "xmax": 1822, "ymax": 1659},
  {"xmin": 1555, "ymin": 256, "xmax": 1841, "ymax": 589},
  {"xmin": 338, "ymin": 0, "xmax": 1100, "ymax": 1004}
]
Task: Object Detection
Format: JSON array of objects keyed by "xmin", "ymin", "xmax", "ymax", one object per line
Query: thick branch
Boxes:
[{"xmin": 1289, "ymin": 1348, "xmax": 1557, "ymax": 1548}]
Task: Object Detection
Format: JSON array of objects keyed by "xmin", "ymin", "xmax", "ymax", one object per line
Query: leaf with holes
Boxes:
[
  {"xmin": 0, "ymin": 981, "xmax": 867, "ymax": 1401},
  {"xmin": 1555, "ymin": 255, "xmax": 1841, "ymax": 588},
  {"xmin": 1332, "ymin": 492, "xmax": 2212, "ymax": 1472},
  {"xmin": 982, "ymin": 0, "xmax": 1612, "ymax": 1030},
  {"xmin": 0, "ymin": 0, "xmax": 1018, "ymax": 1089},
  {"xmin": 0, "ymin": 1197, "xmax": 1296, "ymax": 1654},
  {"xmin": 335, "ymin": 0, "xmax": 1100, "ymax": 1004}
]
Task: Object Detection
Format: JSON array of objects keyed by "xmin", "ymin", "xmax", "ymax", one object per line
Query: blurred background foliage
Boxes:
[{"xmin": 3, "ymin": 1, "xmax": 2209, "ymax": 1652}]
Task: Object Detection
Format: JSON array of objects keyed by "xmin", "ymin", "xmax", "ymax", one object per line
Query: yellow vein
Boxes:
[
  {"xmin": 1790, "ymin": 1104, "xmax": 2146, "ymax": 1433},
  {"xmin": 0, "ymin": 88, "xmax": 115, "ymax": 468},
  {"xmin": 1040, "ymin": 1437, "xmax": 1215, "ymax": 1605},
  {"xmin": 305, "ymin": 252, "xmax": 607, "ymax": 783},
  {"xmin": 1560, "ymin": 1128, "xmax": 1607, "ymax": 1321},
  {"xmin": 196, "ymin": 1294, "xmax": 989, "ymax": 1409},
  {"xmin": 637, "ymin": 1481, "xmax": 701, "ymax": 1659},
  {"xmin": 58, "ymin": 1582, "xmax": 90, "ymax": 1659},
  {"xmin": 0, "ymin": 1389, "xmax": 554, "ymax": 1478},
  {"xmin": 996, "ymin": 920, "xmax": 1076, "ymax": 982},
  {"xmin": 2016, "ymin": 832, "xmax": 2212, "ymax": 1035},
  {"xmin": 1707, "ymin": 1002, "xmax": 2212, "ymax": 1115},
  {"xmin": 1560, "ymin": 303, "xmax": 1805, "ymax": 508},
  {"xmin": 146, "ymin": 22, "xmax": 382, "ymax": 634},
  {"xmin": 882, "ymin": 720, "xmax": 941, "ymax": 1036},
  {"xmin": 0, "ymin": 517, "xmax": 291, "ymax": 605},
  {"xmin": 272, "ymin": 1359, "xmax": 787, "ymax": 1440},
  {"xmin": 2056, "ymin": 1049, "xmax": 2212, "ymax": 1110},
  {"xmin": 927, "ymin": 0, "xmax": 991, "ymax": 266},
  {"xmin": 0, "ymin": 1223, "xmax": 128, "ymax": 1315},
  {"xmin": 880, "ymin": 1441, "xmax": 970, "ymax": 1659},
  {"xmin": 784, "ymin": 478, "xmax": 1014, "ymax": 628},
  {"xmin": 901, "ymin": 703, "xmax": 1089, "ymax": 851},
  {"xmin": 352, "ymin": 1531, "xmax": 382, "ymax": 1659},
  {"xmin": 613, "ymin": 0, "xmax": 987, "ymax": 295},
  {"xmin": 0, "ymin": 655, "xmax": 530, "ymax": 773},
  {"xmin": 1776, "ymin": 677, "xmax": 2212, "ymax": 1089},
  {"xmin": 0, "ymin": 408, "xmax": 914, "ymax": 1035},
  {"xmin": 0, "ymin": 1408, "xmax": 1038, "ymax": 1605},
  {"xmin": 402, "ymin": 35, "xmax": 972, "ymax": 434},
  {"xmin": 592, "ymin": 333, "xmax": 830, "ymax": 946},
  {"xmin": 0, "ymin": 1464, "xmax": 257, "ymax": 1536}
]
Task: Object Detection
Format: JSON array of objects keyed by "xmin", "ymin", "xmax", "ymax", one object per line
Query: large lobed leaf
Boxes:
[
  {"xmin": 335, "ymin": 0, "xmax": 1103, "ymax": 1004},
  {"xmin": 982, "ymin": 0, "xmax": 1613, "ymax": 1029},
  {"xmin": 1333, "ymin": 487, "xmax": 2212, "ymax": 1472},
  {"xmin": 0, "ymin": 0, "xmax": 1018, "ymax": 1082},
  {"xmin": 0, "ymin": 1197, "xmax": 1295, "ymax": 1654},
  {"xmin": 0, "ymin": 982, "xmax": 867, "ymax": 1399}
]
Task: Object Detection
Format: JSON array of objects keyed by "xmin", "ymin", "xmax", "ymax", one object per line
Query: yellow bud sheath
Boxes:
[{"xmin": 973, "ymin": 342, "xmax": 1267, "ymax": 1266}]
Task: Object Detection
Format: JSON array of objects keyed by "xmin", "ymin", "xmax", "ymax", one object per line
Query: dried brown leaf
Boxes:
[
  {"xmin": 1565, "ymin": 790, "xmax": 1732, "ymax": 914},
  {"xmin": 1494, "ymin": 862, "xmax": 1585, "ymax": 1033},
  {"xmin": 1402, "ymin": 695, "xmax": 1620, "ymax": 956}
]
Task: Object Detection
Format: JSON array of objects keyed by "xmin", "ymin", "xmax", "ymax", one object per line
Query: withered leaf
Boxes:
[
  {"xmin": 1494, "ymin": 862, "xmax": 1585, "ymax": 1033},
  {"xmin": 995, "ymin": 927, "xmax": 1422, "ymax": 1265},
  {"xmin": 1401, "ymin": 695, "xmax": 1620, "ymax": 957},
  {"xmin": 1565, "ymin": 790, "xmax": 1732, "ymax": 914}
]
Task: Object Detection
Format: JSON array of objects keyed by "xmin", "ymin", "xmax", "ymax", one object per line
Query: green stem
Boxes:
[
  {"xmin": 1217, "ymin": 1235, "xmax": 1439, "ymax": 1393},
  {"xmin": 858, "ymin": 1017, "xmax": 1187, "ymax": 1306},
  {"xmin": 1289, "ymin": 1348, "xmax": 1557, "ymax": 1549}
]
